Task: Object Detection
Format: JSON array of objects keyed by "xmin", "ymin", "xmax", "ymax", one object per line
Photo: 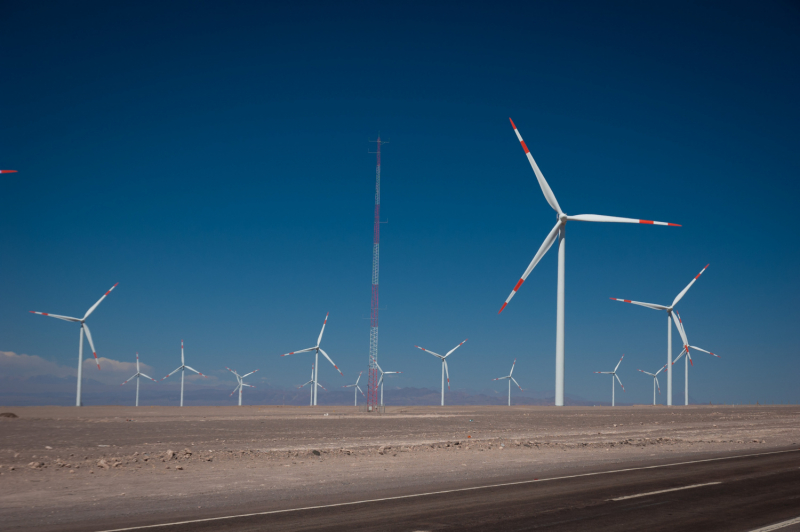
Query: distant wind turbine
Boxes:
[
  {"xmin": 493, "ymin": 358, "xmax": 524, "ymax": 406},
  {"xmin": 594, "ymin": 355, "xmax": 625, "ymax": 406},
  {"xmin": 29, "ymin": 283, "xmax": 119, "ymax": 406},
  {"xmin": 414, "ymin": 339, "xmax": 467, "ymax": 406},
  {"xmin": 673, "ymin": 311, "xmax": 720, "ymax": 406},
  {"xmin": 121, "ymin": 353, "xmax": 157, "ymax": 406},
  {"xmin": 227, "ymin": 367, "xmax": 258, "ymax": 406},
  {"xmin": 297, "ymin": 364, "xmax": 326, "ymax": 406},
  {"xmin": 374, "ymin": 359, "xmax": 401, "ymax": 406},
  {"xmin": 343, "ymin": 371, "xmax": 366, "ymax": 406},
  {"xmin": 281, "ymin": 313, "xmax": 343, "ymax": 406},
  {"xmin": 499, "ymin": 118, "xmax": 680, "ymax": 407},
  {"xmin": 161, "ymin": 340, "xmax": 206, "ymax": 407},
  {"xmin": 637, "ymin": 364, "xmax": 667, "ymax": 406}
]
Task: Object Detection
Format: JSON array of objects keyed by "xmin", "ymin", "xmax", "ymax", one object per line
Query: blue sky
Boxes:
[{"xmin": 1, "ymin": 0, "xmax": 798, "ymax": 405}]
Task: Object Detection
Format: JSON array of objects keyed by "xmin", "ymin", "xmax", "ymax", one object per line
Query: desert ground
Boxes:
[{"xmin": 1, "ymin": 404, "xmax": 798, "ymax": 531}]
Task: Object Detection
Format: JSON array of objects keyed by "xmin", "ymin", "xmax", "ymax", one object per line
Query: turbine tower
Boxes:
[{"xmin": 367, "ymin": 135, "xmax": 387, "ymax": 411}]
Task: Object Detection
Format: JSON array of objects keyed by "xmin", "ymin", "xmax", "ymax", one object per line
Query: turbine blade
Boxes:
[
  {"xmin": 509, "ymin": 118, "xmax": 562, "ymax": 214},
  {"xmin": 316, "ymin": 382, "xmax": 327, "ymax": 391},
  {"xmin": 82, "ymin": 323, "xmax": 100, "ymax": 370},
  {"xmin": 567, "ymin": 214, "xmax": 680, "ymax": 226},
  {"xmin": 445, "ymin": 339, "xmax": 468, "ymax": 358},
  {"xmin": 162, "ymin": 367, "xmax": 182, "ymax": 380},
  {"xmin": 443, "ymin": 359, "xmax": 450, "ymax": 390},
  {"xmin": 673, "ymin": 311, "xmax": 690, "ymax": 351},
  {"xmin": 0, "ymin": 170, "xmax": 18, "ymax": 173},
  {"xmin": 511, "ymin": 377, "xmax": 523, "ymax": 390},
  {"xmin": 691, "ymin": 345, "xmax": 720, "ymax": 358},
  {"xmin": 615, "ymin": 373, "xmax": 624, "ymax": 391},
  {"xmin": 414, "ymin": 345, "xmax": 443, "ymax": 358},
  {"xmin": 655, "ymin": 376, "xmax": 661, "ymax": 393},
  {"xmin": 509, "ymin": 358, "xmax": 516, "ymax": 376},
  {"xmin": 655, "ymin": 364, "xmax": 668, "ymax": 375},
  {"xmin": 357, "ymin": 385, "xmax": 366, "ymax": 397},
  {"xmin": 608, "ymin": 298, "xmax": 668, "ymax": 311},
  {"xmin": 136, "ymin": 353, "xmax": 140, "ymax": 372},
  {"xmin": 377, "ymin": 374, "xmax": 384, "ymax": 388},
  {"xmin": 282, "ymin": 347, "xmax": 316, "ymax": 357},
  {"xmin": 226, "ymin": 367, "xmax": 239, "ymax": 377},
  {"xmin": 139, "ymin": 373, "xmax": 157, "ymax": 382},
  {"xmin": 184, "ymin": 366, "xmax": 205, "ymax": 376},
  {"xmin": 83, "ymin": 283, "xmax": 119, "ymax": 320},
  {"xmin": 318, "ymin": 348, "xmax": 343, "ymax": 376},
  {"xmin": 499, "ymin": 221, "xmax": 561, "ymax": 313},
  {"xmin": 230, "ymin": 384, "xmax": 240, "ymax": 396},
  {"xmin": 637, "ymin": 370, "xmax": 655, "ymax": 376},
  {"xmin": 121, "ymin": 374, "xmax": 137, "ymax": 385},
  {"xmin": 317, "ymin": 312, "xmax": 329, "ymax": 347},
  {"xmin": 242, "ymin": 369, "xmax": 259, "ymax": 378},
  {"xmin": 614, "ymin": 354, "xmax": 624, "ymax": 373},
  {"xmin": 28, "ymin": 311, "xmax": 80, "ymax": 322},
  {"xmin": 355, "ymin": 371, "xmax": 362, "ymax": 385},
  {"xmin": 672, "ymin": 264, "xmax": 710, "ymax": 308}
]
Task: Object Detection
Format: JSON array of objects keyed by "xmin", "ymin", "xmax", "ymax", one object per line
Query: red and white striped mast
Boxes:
[{"xmin": 367, "ymin": 135, "xmax": 387, "ymax": 410}]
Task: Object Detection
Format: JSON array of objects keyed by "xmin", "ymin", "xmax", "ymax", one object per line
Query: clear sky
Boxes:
[{"xmin": 2, "ymin": 1, "xmax": 799, "ymax": 405}]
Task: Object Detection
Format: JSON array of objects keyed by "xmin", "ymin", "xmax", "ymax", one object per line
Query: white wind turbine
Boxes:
[
  {"xmin": 121, "ymin": 353, "xmax": 157, "ymax": 406},
  {"xmin": 343, "ymin": 371, "xmax": 366, "ymax": 406},
  {"xmin": 493, "ymin": 358, "xmax": 524, "ymax": 406},
  {"xmin": 594, "ymin": 354, "xmax": 625, "ymax": 407},
  {"xmin": 414, "ymin": 339, "xmax": 467, "ymax": 406},
  {"xmin": 375, "ymin": 360, "xmax": 401, "ymax": 406},
  {"xmin": 297, "ymin": 364, "xmax": 327, "ymax": 406},
  {"xmin": 227, "ymin": 367, "xmax": 258, "ymax": 406},
  {"xmin": 30, "ymin": 282, "xmax": 119, "ymax": 407},
  {"xmin": 281, "ymin": 312, "xmax": 343, "ymax": 406},
  {"xmin": 672, "ymin": 310, "xmax": 720, "ymax": 406},
  {"xmin": 610, "ymin": 264, "xmax": 709, "ymax": 406},
  {"xmin": 499, "ymin": 118, "xmax": 680, "ymax": 407},
  {"xmin": 637, "ymin": 364, "xmax": 667, "ymax": 406},
  {"xmin": 161, "ymin": 340, "xmax": 206, "ymax": 407}
]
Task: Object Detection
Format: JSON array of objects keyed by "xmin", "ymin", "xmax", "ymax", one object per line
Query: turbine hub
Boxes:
[{"xmin": 559, "ymin": 213, "xmax": 568, "ymax": 223}]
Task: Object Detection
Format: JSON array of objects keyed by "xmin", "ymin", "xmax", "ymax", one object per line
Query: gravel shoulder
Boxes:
[{"xmin": 1, "ymin": 405, "xmax": 798, "ymax": 531}]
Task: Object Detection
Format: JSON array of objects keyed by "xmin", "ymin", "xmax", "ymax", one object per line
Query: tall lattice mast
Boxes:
[{"xmin": 367, "ymin": 136, "xmax": 387, "ymax": 410}]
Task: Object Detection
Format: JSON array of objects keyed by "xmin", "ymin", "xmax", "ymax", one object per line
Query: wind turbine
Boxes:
[
  {"xmin": 414, "ymin": 339, "xmax": 467, "ymax": 406},
  {"xmin": 227, "ymin": 367, "xmax": 258, "ymax": 406},
  {"xmin": 281, "ymin": 312, "xmax": 343, "ymax": 406},
  {"xmin": 493, "ymin": 358, "xmax": 524, "ymax": 406},
  {"xmin": 343, "ymin": 371, "xmax": 366, "ymax": 406},
  {"xmin": 637, "ymin": 364, "xmax": 667, "ymax": 406},
  {"xmin": 29, "ymin": 282, "xmax": 119, "ymax": 407},
  {"xmin": 375, "ymin": 360, "xmax": 401, "ymax": 406},
  {"xmin": 161, "ymin": 340, "xmax": 206, "ymax": 407},
  {"xmin": 121, "ymin": 353, "xmax": 157, "ymax": 406},
  {"xmin": 499, "ymin": 118, "xmax": 680, "ymax": 407},
  {"xmin": 673, "ymin": 311, "xmax": 720, "ymax": 406},
  {"xmin": 297, "ymin": 364, "xmax": 327, "ymax": 406},
  {"xmin": 610, "ymin": 264, "xmax": 709, "ymax": 406},
  {"xmin": 594, "ymin": 355, "xmax": 625, "ymax": 406}
]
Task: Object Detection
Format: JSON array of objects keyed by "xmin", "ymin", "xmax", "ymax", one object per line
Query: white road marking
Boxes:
[
  {"xmin": 748, "ymin": 516, "xmax": 800, "ymax": 532},
  {"xmin": 608, "ymin": 481, "xmax": 721, "ymax": 501},
  {"xmin": 95, "ymin": 448, "xmax": 800, "ymax": 532}
]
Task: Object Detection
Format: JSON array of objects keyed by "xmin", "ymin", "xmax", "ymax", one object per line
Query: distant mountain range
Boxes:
[{"xmin": 0, "ymin": 375, "xmax": 608, "ymax": 407}]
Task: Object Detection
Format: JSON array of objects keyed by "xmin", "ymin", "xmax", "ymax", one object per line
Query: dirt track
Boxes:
[{"xmin": 1, "ymin": 405, "xmax": 798, "ymax": 531}]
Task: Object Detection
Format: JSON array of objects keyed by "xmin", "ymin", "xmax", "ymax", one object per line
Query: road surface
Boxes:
[{"xmin": 77, "ymin": 447, "xmax": 800, "ymax": 532}]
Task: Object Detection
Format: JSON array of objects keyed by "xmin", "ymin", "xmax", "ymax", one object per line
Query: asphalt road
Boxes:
[{"xmin": 83, "ymin": 448, "xmax": 800, "ymax": 531}]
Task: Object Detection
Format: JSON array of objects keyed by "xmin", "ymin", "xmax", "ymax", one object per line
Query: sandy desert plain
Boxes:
[{"xmin": 0, "ymin": 404, "xmax": 799, "ymax": 531}]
